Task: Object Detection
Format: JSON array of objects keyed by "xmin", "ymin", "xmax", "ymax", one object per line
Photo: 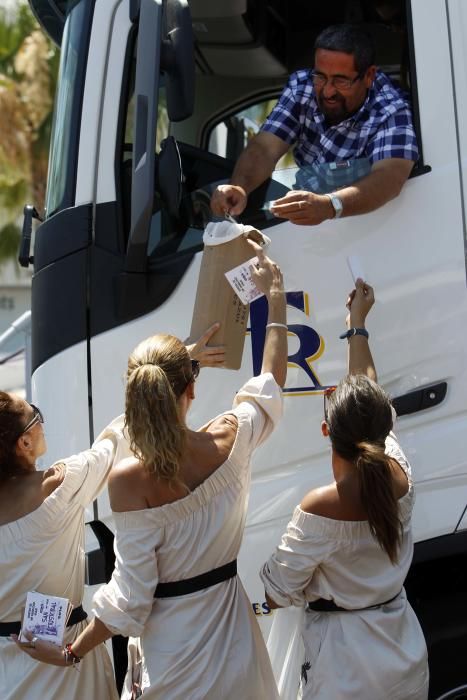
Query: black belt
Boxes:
[
  {"xmin": 0, "ymin": 604, "xmax": 87, "ymax": 637},
  {"xmin": 154, "ymin": 559, "xmax": 237, "ymax": 599},
  {"xmin": 307, "ymin": 591, "xmax": 401, "ymax": 613}
]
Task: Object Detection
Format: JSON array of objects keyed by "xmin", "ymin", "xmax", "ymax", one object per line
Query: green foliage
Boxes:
[
  {"xmin": 0, "ymin": 223, "xmax": 21, "ymax": 266},
  {"xmin": 0, "ymin": 3, "xmax": 59, "ymax": 265},
  {"xmin": 0, "ymin": 181, "xmax": 28, "ymax": 216},
  {"xmin": 0, "ymin": 5, "xmax": 36, "ymax": 75}
]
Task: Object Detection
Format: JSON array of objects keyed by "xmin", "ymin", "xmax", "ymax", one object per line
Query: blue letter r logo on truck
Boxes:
[{"xmin": 249, "ymin": 291, "xmax": 324, "ymax": 395}]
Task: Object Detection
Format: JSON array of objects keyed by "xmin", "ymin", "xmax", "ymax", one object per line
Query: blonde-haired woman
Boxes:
[
  {"xmin": 1, "ymin": 324, "xmax": 223, "ymax": 700},
  {"xmin": 19, "ymin": 243, "xmax": 287, "ymax": 699}
]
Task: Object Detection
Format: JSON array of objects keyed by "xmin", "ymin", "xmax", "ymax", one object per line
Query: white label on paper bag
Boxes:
[
  {"xmin": 225, "ymin": 257, "xmax": 264, "ymax": 305},
  {"xmin": 20, "ymin": 591, "xmax": 72, "ymax": 646}
]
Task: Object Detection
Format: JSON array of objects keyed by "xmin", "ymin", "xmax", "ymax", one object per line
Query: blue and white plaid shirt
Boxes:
[{"xmin": 261, "ymin": 70, "xmax": 419, "ymax": 167}]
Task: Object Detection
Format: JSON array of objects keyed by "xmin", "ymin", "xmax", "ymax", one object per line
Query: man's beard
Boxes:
[{"xmin": 317, "ymin": 93, "xmax": 352, "ymax": 125}]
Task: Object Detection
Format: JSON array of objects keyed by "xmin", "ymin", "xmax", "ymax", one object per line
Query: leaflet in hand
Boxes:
[
  {"xmin": 20, "ymin": 591, "xmax": 72, "ymax": 646},
  {"xmin": 346, "ymin": 255, "xmax": 367, "ymax": 285},
  {"xmin": 225, "ymin": 257, "xmax": 264, "ymax": 305}
]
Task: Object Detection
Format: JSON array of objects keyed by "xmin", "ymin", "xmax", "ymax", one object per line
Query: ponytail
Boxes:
[
  {"xmin": 356, "ymin": 441, "xmax": 402, "ymax": 564},
  {"xmin": 326, "ymin": 374, "xmax": 402, "ymax": 564},
  {"xmin": 125, "ymin": 335, "xmax": 192, "ymax": 485}
]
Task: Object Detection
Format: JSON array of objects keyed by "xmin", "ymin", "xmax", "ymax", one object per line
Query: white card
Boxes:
[
  {"xmin": 20, "ymin": 591, "xmax": 71, "ymax": 646},
  {"xmin": 225, "ymin": 257, "xmax": 264, "ymax": 305},
  {"xmin": 346, "ymin": 255, "xmax": 367, "ymax": 284}
]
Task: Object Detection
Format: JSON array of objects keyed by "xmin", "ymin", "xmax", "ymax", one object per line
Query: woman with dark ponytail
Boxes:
[
  {"xmin": 0, "ymin": 393, "xmax": 124, "ymax": 700},
  {"xmin": 261, "ymin": 279, "xmax": 428, "ymax": 700},
  {"xmin": 19, "ymin": 242, "xmax": 287, "ymax": 699}
]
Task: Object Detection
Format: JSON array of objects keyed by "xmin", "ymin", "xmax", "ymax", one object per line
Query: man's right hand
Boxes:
[{"xmin": 210, "ymin": 184, "xmax": 248, "ymax": 217}]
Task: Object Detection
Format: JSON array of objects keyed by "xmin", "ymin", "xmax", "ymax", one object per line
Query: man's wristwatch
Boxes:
[
  {"xmin": 339, "ymin": 327, "xmax": 369, "ymax": 340},
  {"xmin": 325, "ymin": 193, "xmax": 343, "ymax": 219}
]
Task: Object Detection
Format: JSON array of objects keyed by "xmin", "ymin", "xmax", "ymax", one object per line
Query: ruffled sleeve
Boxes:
[
  {"xmin": 92, "ymin": 511, "xmax": 163, "ymax": 637},
  {"xmin": 260, "ymin": 507, "xmax": 334, "ymax": 608},
  {"xmin": 56, "ymin": 414, "xmax": 131, "ymax": 507},
  {"xmin": 232, "ymin": 372, "xmax": 283, "ymax": 450},
  {"xmin": 385, "ymin": 408, "xmax": 412, "ymax": 481}
]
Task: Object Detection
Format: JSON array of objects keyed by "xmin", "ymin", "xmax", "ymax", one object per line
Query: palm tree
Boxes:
[{"xmin": 0, "ymin": 2, "xmax": 59, "ymax": 267}]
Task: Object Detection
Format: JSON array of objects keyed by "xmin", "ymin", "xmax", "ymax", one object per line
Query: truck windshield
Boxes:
[{"xmin": 45, "ymin": 0, "xmax": 93, "ymax": 218}]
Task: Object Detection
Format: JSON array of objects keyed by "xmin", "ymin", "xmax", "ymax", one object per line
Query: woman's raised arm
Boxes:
[{"xmin": 345, "ymin": 278, "xmax": 377, "ymax": 383}]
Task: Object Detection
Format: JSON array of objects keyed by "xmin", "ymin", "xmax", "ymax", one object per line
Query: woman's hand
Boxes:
[
  {"xmin": 248, "ymin": 239, "xmax": 284, "ymax": 299},
  {"xmin": 12, "ymin": 631, "xmax": 68, "ymax": 667},
  {"xmin": 186, "ymin": 323, "xmax": 226, "ymax": 368},
  {"xmin": 346, "ymin": 278, "xmax": 374, "ymax": 328}
]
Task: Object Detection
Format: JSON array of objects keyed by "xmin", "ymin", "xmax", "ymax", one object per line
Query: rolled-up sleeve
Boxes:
[
  {"xmin": 92, "ymin": 511, "xmax": 163, "ymax": 637},
  {"xmin": 260, "ymin": 72, "xmax": 303, "ymax": 145},
  {"xmin": 260, "ymin": 509, "xmax": 332, "ymax": 608},
  {"xmin": 232, "ymin": 372, "xmax": 283, "ymax": 450}
]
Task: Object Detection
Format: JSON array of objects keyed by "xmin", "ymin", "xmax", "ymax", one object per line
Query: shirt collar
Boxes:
[{"xmin": 348, "ymin": 83, "xmax": 375, "ymax": 127}]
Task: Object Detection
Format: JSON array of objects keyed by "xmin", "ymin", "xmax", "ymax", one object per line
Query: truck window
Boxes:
[
  {"xmin": 199, "ymin": 0, "xmax": 428, "ymax": 181},
  {"xmin": 45, "ymin": 0, "xmax": 93, "ymax": 218},
  {"xmin": 118, "ymin": 0, "xmax": 428, "ymax": 272},
  {"xmin": 207, "ymin": 98, "xmax": 294, "ymax": 171},
  {"xmin": 118, "ymin": 40, "xmax": 282, "ymax": 268}
]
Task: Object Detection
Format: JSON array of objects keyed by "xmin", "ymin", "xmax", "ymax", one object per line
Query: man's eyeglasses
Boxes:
[
  {"xmin": 311, "ymin": 71, "xmax": 363, "ymax": 91},
  {"xmin": 17, "ymin": 404, "xmax": 44, "ymax": 440},
  {"xmin": 323, "ymin": 386, "xmax": 337, "ymax": 422}
]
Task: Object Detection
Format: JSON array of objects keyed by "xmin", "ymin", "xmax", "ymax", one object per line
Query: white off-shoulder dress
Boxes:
[
  {"xmin": 261, "ymin": 432, "xmax": 429, "ymax": 700},
  {"xmin": 92, "ymin": 373, "xmax": 283, "ymax": 700},
  {"xmin": 0, "ymin": 418, "xmax": 127, "ymax": 700}
]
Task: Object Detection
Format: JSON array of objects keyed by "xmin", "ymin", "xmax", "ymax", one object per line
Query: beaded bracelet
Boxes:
[{"xmin": 63, "ymin": 643, "xmax": 81, "ymax": 667}]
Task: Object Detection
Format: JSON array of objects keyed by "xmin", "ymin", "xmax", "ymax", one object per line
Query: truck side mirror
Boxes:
[
  {"xmin": 19, "ymin": 205, "xmax": 43, "ymax": 268},
  {"xmin": 161, "ymin": 0, "xmax": 195, "ymax": 122}
]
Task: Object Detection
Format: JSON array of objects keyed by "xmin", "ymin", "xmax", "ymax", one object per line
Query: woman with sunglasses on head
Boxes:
[
  {"xmin": 17, "ymin": 243, "xmax": 288, "ymax": 699},
  {"xmin": 261, "ymin": 279, "xmax": 428, "ymax": 700},
  {"xmin": 0, "ymin": 324, "xmax": 225, "ymax": 700},
  {"xmin": 0, "ymin": 394, "xmax": 125, "ymax": 700}
]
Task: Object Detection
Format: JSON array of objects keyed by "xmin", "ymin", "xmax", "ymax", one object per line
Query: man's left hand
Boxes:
[{"xmin": 270, "ymin": 190, "xmax": 334, "ymax": 226}]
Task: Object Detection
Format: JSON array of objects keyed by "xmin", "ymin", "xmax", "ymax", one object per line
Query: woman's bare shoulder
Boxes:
[
  {"xmin": 300, "ymin": 484, "xmax": 338, "ymax": 517},
  {"xmin": 108, "ymin": 457, "xmax": 147, "ymax": 512}
]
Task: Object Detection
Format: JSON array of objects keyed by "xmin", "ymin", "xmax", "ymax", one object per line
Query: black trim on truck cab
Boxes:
[
  {"xmin": 29, "ymin": 0, "xmax": 68, "ymax": 46},
  {"xmin": 407, "ymin": 533, "xmax": 467, "ymax": 698}
]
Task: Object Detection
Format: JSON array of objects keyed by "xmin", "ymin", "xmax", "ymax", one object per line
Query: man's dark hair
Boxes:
[{"xmin": 314, "ymin": 24, "xmax": 376, "ymax": 74}]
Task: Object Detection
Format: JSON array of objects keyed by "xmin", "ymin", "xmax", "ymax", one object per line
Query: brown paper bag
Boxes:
[{"xmin": 189, "ymin": 221, "xmax": 270, "ymax": 370}]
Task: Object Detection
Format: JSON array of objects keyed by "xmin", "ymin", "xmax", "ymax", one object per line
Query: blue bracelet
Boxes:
[{"xmin": 339, "ymin": 327, "xmax": 369, "ymax": 340}]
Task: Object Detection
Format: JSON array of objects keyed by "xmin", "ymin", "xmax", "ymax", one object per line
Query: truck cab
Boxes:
[{"xmin": 27, "ymin": 1, "xmax": 467, "ymax": 696}]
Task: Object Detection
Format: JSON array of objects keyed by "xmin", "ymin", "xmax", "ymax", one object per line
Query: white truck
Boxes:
[{"xmin": 24, "ymin": 1, "xmax": 467, "ymax": 697}]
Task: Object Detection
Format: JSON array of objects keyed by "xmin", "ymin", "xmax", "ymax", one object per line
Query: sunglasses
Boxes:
[
  {"xmin": 17, "ymin": 403, "xmax": 44, "ymax": 440},
  {"xmin": 323, "ymin": 386, "xmax": 337, "ymax": 422},
  {"xmin": 179, "ymin": 359, "xmax": 200, "ymax": 395},
  {"xmin": 191, "ymin": 359, "xmax": 200, "ymax": 381}
]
